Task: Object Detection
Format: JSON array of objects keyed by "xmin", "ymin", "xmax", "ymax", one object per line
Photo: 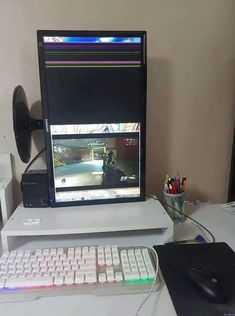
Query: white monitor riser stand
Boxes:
[
  {"xmin": 0, "ymin": 153, "xmax": 14, "ymax": 225},
  {"xmin": 1, "ymin": 198, "xmax": 173, "ymax": 250}
]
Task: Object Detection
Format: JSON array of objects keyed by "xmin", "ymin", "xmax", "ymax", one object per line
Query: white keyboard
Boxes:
[{"xmin": 0, "ymin": 245, "xmax": 159, "ymax": 302}]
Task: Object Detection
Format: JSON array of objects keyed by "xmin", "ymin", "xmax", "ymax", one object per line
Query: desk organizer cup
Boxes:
[{"xmin": 163, "ymin": 191, "xmax": 186, "ymax": 222}]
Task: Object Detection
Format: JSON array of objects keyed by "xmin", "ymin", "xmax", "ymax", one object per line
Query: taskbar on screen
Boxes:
[{"xmin": 55, "ymin": 187, "xmax": 140, "ymax": 203}]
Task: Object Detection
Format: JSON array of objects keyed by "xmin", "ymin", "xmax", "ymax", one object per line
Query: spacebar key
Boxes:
[{"xmin": 5, "ymin": 277, "xmax": 54, "ymax": 288}]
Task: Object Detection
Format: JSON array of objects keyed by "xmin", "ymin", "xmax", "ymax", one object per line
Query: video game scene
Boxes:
[{"xmin": 52, "ymin": 136, "xmax": 140, "ymax": 189}]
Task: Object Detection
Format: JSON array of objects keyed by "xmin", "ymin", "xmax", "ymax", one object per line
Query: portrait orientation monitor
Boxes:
[{"xmin": 37, "ymin": 30, "xmax": 147, "ymax": 207}]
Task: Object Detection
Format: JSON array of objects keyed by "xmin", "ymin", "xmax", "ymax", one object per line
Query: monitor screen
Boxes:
[{"xmin": 37, "ymin": 31, "xmax": 146, "ymax": 206}]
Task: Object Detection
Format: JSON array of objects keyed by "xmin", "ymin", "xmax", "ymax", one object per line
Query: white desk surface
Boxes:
[
  {"xmin": 187, "ymin": 204, "xmax": 235, "ymax": 250},
  {"xmin": 0, "ymin": 203, "xmax": 234, "ymax": 316}
]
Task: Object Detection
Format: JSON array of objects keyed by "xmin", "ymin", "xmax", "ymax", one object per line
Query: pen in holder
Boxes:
[{"xmin": 163, "ymin": 174, "xmax": 186, "ymax": 222}]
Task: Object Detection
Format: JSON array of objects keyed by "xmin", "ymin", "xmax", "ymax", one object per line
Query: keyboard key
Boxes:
[
  {"xmin": 121, "ymin": 259, "xmax": 129, "ymax": 265},
  {"xmin": 75, "ymin": 272, "xmax": 84, "ymax": 284},
  {"xmin": 2, "ymin": 251, "xmax": 9, "ymax": 258},
  {"xmin": 52, "ymin": 255, "xmax": 59, "ymax": 261},
  {"xmin": 85, "ymin": 272, "xmax": 96, "ymax": 283},
  {"xmin": 104, "ymin": 245, "xmax": 111, "ymax": 252},
  {"xmin": 140, "ymin": 270, "xmax": 148, "ymax": 279},
  {"xmin": 105, "ymin": 254, "xmax": 112, "ymax": 265},
  {"xmin": 34, "ymin": 273, "xmax": 42, "ymax": 278},
  {"xmin": 98, "ymin": 255, "xmax": 105, "ymax": 266},
  {"xmin": 40, "ymin": 266, "xmax": 47, "ymax": 273},
  {"xmin": 57, "ymin": 248, "xmax": 64, "ymax": 254},
  {"xmin": 111, "ymin": 245, "xmax": 118, "ymax": 252},
  {"xmin": 89, "ymin": 246, "xmax": 96, "ymax": 254},
  {"xmin": 106, "ymin": 267, "xmax": 113, "ymax": 273},
  {"xmin": 71, "ymin": 264, "xmax": 79, "ymax": 271},
  {"xmin": 75, "ymin": 253, "xmax": 81, "ymax": 259},
  {"xmin": 123, "ymin": 264, "xmax": 130, "ymax": 272},
  {"xmin": 70, "ymin": 259, "xmax": 77, "ymax": 265},
  {"xmin": 98, "ymin": 273, "xmax": 106, "ymax": 283},
  {"xmin": 48, "ymin": 261, "xmax": 54, "ymax": 267},
  {"xmin": 120, "ymin": 250, "xmax": 127, "ymax": 257},
  {"xmin": 106, "ymin": 267, "xmax": 114, "ymax": 282},
  {"xmin": 64, "ymin": 264, "xmax": 71, "ymax": 271},
  {"xmin": 15, "ymin": 257, "xmax": 23, "ymax": 263},
  {"xmin": 9, "ymin": 251, "xmax": 16, "ymax": 258},
  {"xmin": 60, "ymin": 254, "xmax": 66, "ymax": 260},
  {"xmin": 82, "ymin": 247, "xmax": 88, "ymax": 256},
  {"xmin": 115, "ymin": 272, "xmax": 123, "ymax": 282},
  {"xmin": 56, "ymin": 266, "xmax": 63, "ymax": 272},
  {"xmin": 130, "ymin": 259, "xmax": 137, "ymax": 266},
  {"xmin": 124, "ymin": 271, "xmax": 140, "ymax": 281},
  {"xmin": 113, "ymin": 259, "xmax": 120, "ymax": 265},
  {"xmin": 50, "ymin": 249, "xmax": 57, "ymax": 255},
  {"xmin": 65, "ymin": 274, "xmax": 74, "ymax": 285},
  {"xmin": 43, "ymin": 249, "xmax": 49, "ymax": 256},
  {"xmin": 35, "ymin": 249, "xmax": 42, "ymax": 256},
  {"xmin": 0, "ymin": 279, "xmax": 5, "ymax": 288},
  {"xmin": 48, "ymin": 266, "xmax": 55, "ymax": 272},
  {"xmin": 54, "ymin": 275, "xmax": 64, "ymax": 286},
  {"xmin": 98, "ymin": 246, "xmax": 104, "ymax": 253},
  {"xmin": 107, "ymin": 273, "xmax": 114, "ymax": 282},
  {"xmin": 68, "ymin": 253, "xmax": 74, "ymax": 260},
  {"xmin": 146, "ymin": 264, "xmax": 155, "ymax": 278},
  {"xmin": 5, "ymin": 276, "xmax": 53, "ymax": 288}
]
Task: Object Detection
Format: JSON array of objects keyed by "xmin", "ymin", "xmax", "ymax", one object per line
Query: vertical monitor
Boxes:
[{"xmin": 37, "ymin": 31, "xmax": 146, "ymax": 207}]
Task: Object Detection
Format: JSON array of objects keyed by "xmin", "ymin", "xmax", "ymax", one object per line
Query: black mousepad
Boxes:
[{"xmin": 154, "ymin": 242, "xmax": 235, "ymax": 316}]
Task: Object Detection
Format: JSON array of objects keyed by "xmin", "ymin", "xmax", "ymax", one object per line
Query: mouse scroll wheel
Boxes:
[{"xmin": 211, "ymin": 277, "xmax": 218, "ymax": 283}]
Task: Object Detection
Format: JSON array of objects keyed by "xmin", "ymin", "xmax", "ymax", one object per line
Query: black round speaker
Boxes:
[{"xmin": 12, "ymin": 85, "xmax": 43, "ymax": 163}]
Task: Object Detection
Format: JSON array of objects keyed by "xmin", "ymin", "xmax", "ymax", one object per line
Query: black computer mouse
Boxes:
[{"xmin": 184, "ymin": 265, "xmax": 230, "ymax": 304}]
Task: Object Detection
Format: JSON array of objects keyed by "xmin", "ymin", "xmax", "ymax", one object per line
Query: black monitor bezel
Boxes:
[{"xmin": 37, "ymin": 30, "xmax": 147, "ymax": 207}]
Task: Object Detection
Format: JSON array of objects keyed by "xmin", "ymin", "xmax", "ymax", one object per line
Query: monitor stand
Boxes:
[{"xmin": 1, "ymin": 197, "xmax": 173, "ymax": 250}]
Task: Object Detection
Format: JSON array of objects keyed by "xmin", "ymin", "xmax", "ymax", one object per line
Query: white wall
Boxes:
[{"xmin": 0, "ymin": 0, "xmax": 235, "ymax": 204}]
